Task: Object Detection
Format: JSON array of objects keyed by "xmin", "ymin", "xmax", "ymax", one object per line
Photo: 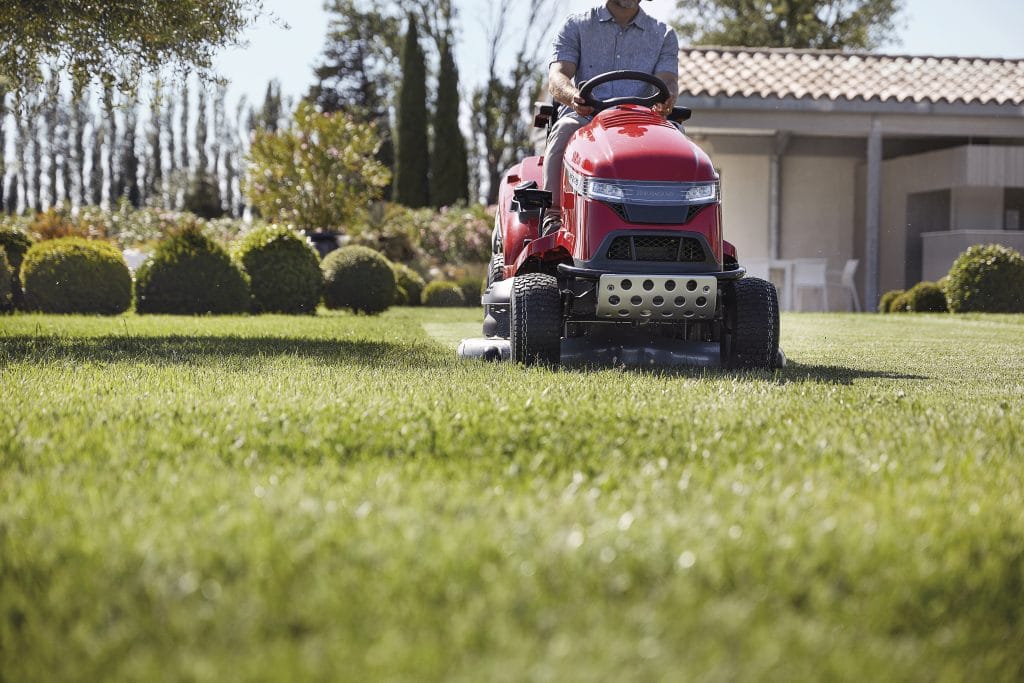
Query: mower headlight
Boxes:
[{"xmin": 567, "ymin": 167, "xmax": 719, "ymax": 206}]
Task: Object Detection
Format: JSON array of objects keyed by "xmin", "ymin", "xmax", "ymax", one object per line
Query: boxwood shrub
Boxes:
[
  {"xmin": 899, "ymin": 281, "xmax": 948, "ymax": 313},
  {"xmin": 235, "ymin": 225, "xmax": 322, "ymax": 314},
  {"xmin": 878, "ymin": 289, "xmax": 904, "ymax": 313},
  {"xmin": 455, "ymin": 275, "xmax": 484, "ymax": 307},
  {"xmin": 391, "ymin": 263, "xmax": 426, "ymax": 306},
  {"xmin": 135, "ymin": 226, "xmax": 249, "ymax": 315},
  {"xmin": 421, "ymin": 281, "xmax": 465, "ymax": 307},
  {"xmin": 0, "ymin": 249, "xmax": 12, "ymax": 310},
  {"xmin": 322, "ymin": 246, "xmax": 396, "ymax": 314},
  {"xmin": 0, "ymin": 227, "xmax": 33, "ymax": 311},
  {"xmin": 945, "ymin": 244, "xmax": 1024, "ymax": 313},
  {"xmin": 20, "ymin": 238, "xmax": 132, "ymax": 314}
]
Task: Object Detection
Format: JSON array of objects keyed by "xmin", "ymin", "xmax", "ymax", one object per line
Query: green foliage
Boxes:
[
  {"xmin": 393, "ymin": 16, "xmax": 429, "ymax": 208},
  {"xmin": 0, "ymin": 249, "xmax": 11, "ymax": 310},
  {"xmin": 430, "ymin": 39, "xmax": 468, "ymax": 207},
  {"xmin": 945, "ymin": 244, "xmax": 1024, "ymax": 314},
  {"xmin": 135, "ymin": 225, "xmax": 249, "ymax": 314},
  {"xmin": 418, "ymin": 205, "xmax": 493, "ymax": 265},
  {"xmin": 391, "ymin": 262, "xmax": 425, "ymax": 306},
  {"xmin": 896, "ymin": 281, "xmax": 948, "ymax": 313},
  {"xmin": 306, "ymin": 1, "xmax": 401, "ymax": 117},
  {"xmin": 454, "ymin": 274, "xmax": 483, "ymax": 307},
  {"xmin": 878, "ymin": 288, "xmax": 904, "ymax": 313},
  {"xmin": 235, "ymin": 225, "xmax": 323, "ymax": 314},
  {"xmin": 0, "ymin": 227, "xmax": 33, "ymax": 310},
  {"xmin": 351, "ymin": 203, "xmax": 427, "ymax": 263},
  {"xmin": 322, "ymin": 245, "xmax": 396, "ymax": 314},
  {"xmin": 0, "ymin": 1, "xmax": 264, "ymax": 95},
  {"xmin": 674, "ymin": 0, "xmax": 904, "ymax": 49},
  {"xmin": 19, "ymin": 238, "xmax": 131, "ymax": 314},
  {"xmin": 245, "ymin": 101, "xmax": 391, "ymax": 231},
  {"xmin": 421, "ymin": 280, "xmax": 465, "ymax": 307}
]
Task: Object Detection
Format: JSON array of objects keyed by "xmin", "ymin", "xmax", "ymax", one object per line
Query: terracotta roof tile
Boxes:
[{"xmin": 679, "ymin": 47, "xmax": 1024, "ymax": 106}]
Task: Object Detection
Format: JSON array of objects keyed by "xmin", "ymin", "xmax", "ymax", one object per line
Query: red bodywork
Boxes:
[{"xmin": 497, "ymin": 104, "xmax": 737, "ymax": 277}]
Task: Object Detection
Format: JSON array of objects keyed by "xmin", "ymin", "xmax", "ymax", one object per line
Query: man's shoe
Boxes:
[{"xmin": 541, "ymin": 213, "xmax": 562, "ymax": 236}]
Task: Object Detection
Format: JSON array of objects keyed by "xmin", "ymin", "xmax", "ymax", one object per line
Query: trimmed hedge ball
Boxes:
[
  {"xmin": 455, "ymin": 275, "xmax": 484, "ymax": 307},
  {"xmin": 135, "ymin": 226, "xmax": 250, "ymax": 315},
  {"xmin": 878, "ymin": 289, "xmax": 904, "ymax": 313},
  {"xmin": 945, "ymin": 244, "xmax": 1024, "ymax": 313},
  {"xmin": 391, "ymin": 263, "xmax": 426, "ymax": 306},
  {"xmin": 421, "ymin": 281, "xmax": 465, "ymax": 307},
  {"xmin": 901, "ymin": 281, "xmax": 948, "ymax": 313},
  {"xmin": 235, "ymin": 225, "xmax": 322, "ymax": 314},
  {"xmin": 20, "ymin": 238, "xmax": 132, "ymax": 314},
  {"xmin": 0, "ymin": 227, "xmax": 33, "ymax": 311},
  {"xmin": 322, "ymin": 245, "xmax": 396, "ymax": 314},
  {"xmin": 0, "ymin": 249, "xmax": 12, "ymax": 309}
]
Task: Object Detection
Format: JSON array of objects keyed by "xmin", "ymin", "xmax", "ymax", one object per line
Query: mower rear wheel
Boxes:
[
  {"xmin": 487, "ymin": 253, "xmax": 505, "ymax": 287},
  {"xmin": 721, "ymin": 277, "xmax": 780, "ymax": 369},
  {"xmin": 510, "ymin": 273, "xmax": 562, "ymax": 365}
]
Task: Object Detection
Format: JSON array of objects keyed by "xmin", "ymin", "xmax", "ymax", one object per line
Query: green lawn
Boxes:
[{"xmin": 2, "ymin": 309, "xmax": 1023, "ymax": 681}]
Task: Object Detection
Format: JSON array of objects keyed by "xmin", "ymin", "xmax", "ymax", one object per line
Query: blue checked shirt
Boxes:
[{"xmin": 549, "ymin": 5, "xmax": 680, "ymax": 101}]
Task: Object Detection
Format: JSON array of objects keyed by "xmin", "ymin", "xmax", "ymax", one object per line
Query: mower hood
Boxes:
[{"xmin": 568, "ymin": 105, "xmax": 716, "ymax": 183}]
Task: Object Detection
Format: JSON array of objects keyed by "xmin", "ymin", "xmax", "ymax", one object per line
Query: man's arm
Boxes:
[
  {"xmin": 651, "ymin": 71, "xmax": 679, "ymax": 116},
  {"xmin": 548, "ymin": 61, "xmax": 594, "ymax": 117}
]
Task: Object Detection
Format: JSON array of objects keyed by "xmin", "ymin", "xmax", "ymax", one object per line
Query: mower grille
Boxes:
[{"xmin": 606, "ymin": 235, "xmax": 706, "ymax": 263}]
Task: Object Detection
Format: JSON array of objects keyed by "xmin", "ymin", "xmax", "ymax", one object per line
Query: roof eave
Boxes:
[{"xmin": 687, "ymin": 94, "xmax": 1024, "ymax": 119}]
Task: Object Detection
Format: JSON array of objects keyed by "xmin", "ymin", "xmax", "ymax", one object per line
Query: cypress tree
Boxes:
[
  {"xmin": 430, "ymin": 37, "xmax": 468, "ymax": 208},
  {"xmin": 0, "ymin": 84, "xmax": 6, "ymax": 213},
  {"xmin": 184, "ymin": 85, "xmax": 223, "ymax": 218},
  {"xmin": 257, "ymin": 80, "xmax": 282, "ymax": 133},
  {"xmin": 70, "ymin": 81, "xmax": 88, "ymax": 208},
  {"xmin": 179, "ymin": 77, "xmax": 190, "ymax": 173},
  {"xmin": 44, "ymin": 76, "xmax": 59, "ymax": 209},
  {"xmin": 102, "ymin": 79, "xmax": 119, "ymax": 205},
  {"xmin": 14, "ymin": 88, "xmax": 29, "ymax": 213},
  {"xmin": 28, "ymin": 85, "xmax": 43, "ymax": 211},
  {"xmin": 89, "ymin": 116, "xmax": 104, "ymax": 206},
  {"xmin": 146, "ymin": 81, "xmax": 163, "ymax": 203},
  {"xmin": 121, "ymin": 97, "xmax": 141, "ymax": 207},
  {"xmin": 393, "ymin": 15, "xmax": 429, "ymax": 208}
]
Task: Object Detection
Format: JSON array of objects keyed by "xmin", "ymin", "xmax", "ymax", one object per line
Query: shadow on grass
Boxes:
[{"xmin": 0, "ymin": 334, "xmax": 444, "ymax": 369}]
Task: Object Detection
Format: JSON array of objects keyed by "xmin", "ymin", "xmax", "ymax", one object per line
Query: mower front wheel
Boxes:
[
  {"xmin": 510, "ymin": 273, "xmax": 562, "ymax": 365},
  {"xmin": 487, "ymin": 253, "xmax": 505, "ymax": 287},
  {"xmin": 721, "ymin": 277, "xmax": 780, "ymax": 369}
]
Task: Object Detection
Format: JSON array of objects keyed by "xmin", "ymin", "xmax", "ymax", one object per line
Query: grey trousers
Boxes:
[
  {"xmin": 542, "ymin": 112, "xmax": 683, "ymax": 211},
  {"xmin": 542, "ymin": 113, "xmax": 591, "ymax": 211}
]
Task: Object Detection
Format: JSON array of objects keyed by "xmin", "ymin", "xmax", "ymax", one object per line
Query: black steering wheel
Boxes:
[{"xmin": 578, "ymin": 70, "xmax": 670, "ymax": 113}]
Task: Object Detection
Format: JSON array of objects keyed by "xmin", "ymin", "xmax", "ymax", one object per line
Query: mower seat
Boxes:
[{"xmin": 668, "ymin": 106, "xmax": 692, "ymax": 123}]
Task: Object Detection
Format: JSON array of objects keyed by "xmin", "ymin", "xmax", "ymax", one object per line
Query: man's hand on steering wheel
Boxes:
[
  {"xmin": 571, "ymin": 93, "xmax": 595, "ymax": 117},
  {"xmin": 651, "ymin": 98, "xmax": 676, "ymax": 117}
]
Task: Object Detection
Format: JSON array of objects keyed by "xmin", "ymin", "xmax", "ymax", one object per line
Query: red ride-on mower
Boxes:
[{"xmin": 458, "ymin": 71, "xmax": 784, "ymax": 369}]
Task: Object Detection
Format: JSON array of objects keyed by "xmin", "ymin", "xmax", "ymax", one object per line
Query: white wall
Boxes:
[
  {"xmin": 713, "ymin": 153, "xmax": 771, "ymax": 261},
  {"xmin": 951, "ymin": 186, "xmax": 1004, "ymax": 229}
]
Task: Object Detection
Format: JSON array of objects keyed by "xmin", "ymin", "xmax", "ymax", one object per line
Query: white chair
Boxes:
[
  {"xmin": 792, "ymin": 258, "xmax": 829, "ymax": 311},
  {"xmin": 838, "ymin": 259, "xmax": 860, "ymax": 312},
  {"xmin": 742, "ymin": 258, "xmax": 770, "ymax": 281}
]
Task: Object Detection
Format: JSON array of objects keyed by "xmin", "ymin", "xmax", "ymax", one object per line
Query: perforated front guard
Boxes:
[{"xmin": 596, "ymin": 274, "xmax": 718, "ymax": 320}]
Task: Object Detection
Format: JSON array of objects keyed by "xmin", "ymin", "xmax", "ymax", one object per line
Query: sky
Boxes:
[{"xmin": 213, "ymin": 0, "xmax": 1024, "ymax": 114}]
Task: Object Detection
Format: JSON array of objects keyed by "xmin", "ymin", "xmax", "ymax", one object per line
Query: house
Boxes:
[{"xmin": 677, "ymin": 47, "xmax": 1024, "ymax": 310}]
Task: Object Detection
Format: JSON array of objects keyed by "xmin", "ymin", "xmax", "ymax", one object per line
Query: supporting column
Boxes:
[
  {"xmin": 865, "ymin": 117, "xmax": 882, "ymax": 312},
  {"xmin": 767, "ymin": 131, "xmax": 791, "ymax": 261}
]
